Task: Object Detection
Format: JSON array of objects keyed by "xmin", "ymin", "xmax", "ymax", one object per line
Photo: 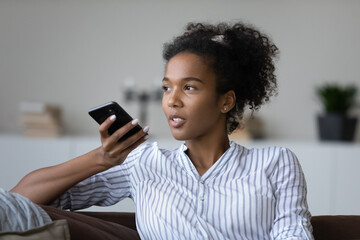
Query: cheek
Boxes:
[
  {"xmin": 161, "ymin": 96, "xmax": 167, "ymax": 112},
  {"xmin": 191, "ymin": 99, "xmax": 221, "ymax": 122}
]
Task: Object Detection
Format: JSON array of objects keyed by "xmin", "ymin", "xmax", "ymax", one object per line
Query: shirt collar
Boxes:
[{"xmin": 177, "ymin": 141, "xmax": 238, "ymax": 182}]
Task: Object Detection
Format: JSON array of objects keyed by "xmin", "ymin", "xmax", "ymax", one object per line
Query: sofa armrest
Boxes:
[{"xmin": 311, "ymin": 215, "xmax": 360, "ymax": 240}]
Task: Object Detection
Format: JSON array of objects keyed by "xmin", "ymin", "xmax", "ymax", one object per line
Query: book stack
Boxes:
[{"xmin": 19, "ymin": 101, "xmax": 62, "ymax": 138}]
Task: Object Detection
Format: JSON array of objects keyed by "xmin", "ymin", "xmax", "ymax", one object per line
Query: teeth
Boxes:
[{"xmin": 173, "ymin": 118, "xmax": 182, "ymax": 122}]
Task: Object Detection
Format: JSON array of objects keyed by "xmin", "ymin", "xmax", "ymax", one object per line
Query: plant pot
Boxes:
[{"xmin": 317, "ymin": 114, "xmax": 358, "ymax": 141}]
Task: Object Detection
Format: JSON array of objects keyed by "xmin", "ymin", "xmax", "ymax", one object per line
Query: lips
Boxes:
[{"xmin": 168, "ymin": 114, "xmax": 186, "ymax": 128}]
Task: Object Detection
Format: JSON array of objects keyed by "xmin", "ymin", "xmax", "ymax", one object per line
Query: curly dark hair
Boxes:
[{"xmin": 163, "ymin": 22, "xmax": 279, "ymax": 134}]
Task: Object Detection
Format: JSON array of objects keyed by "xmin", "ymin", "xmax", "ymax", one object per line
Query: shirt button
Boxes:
[
  {"xmin": 200, "ymin": 180, "xmax": 204, "ymax": 184},
  {"xmin": 199, "ymin": 196, "xmax": 204, "ymax": 201}
]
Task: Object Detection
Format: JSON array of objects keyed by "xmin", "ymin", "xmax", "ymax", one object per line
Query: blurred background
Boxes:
[
  {"xmin": 1, "ymin": 0, "xmax": 360, "ymax": 215},
  {"xmin": 0, "ymin": 0, "xmax": 359, "ymax": 141}
]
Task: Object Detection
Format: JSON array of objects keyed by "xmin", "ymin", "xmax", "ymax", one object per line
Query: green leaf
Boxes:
[{"xmin": 316, "ymin": 84, "xmax": 357, "ymax": 114}]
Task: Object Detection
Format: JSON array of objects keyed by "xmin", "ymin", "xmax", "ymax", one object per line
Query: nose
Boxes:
[{"xmin": 166, "ymin": 88, "xmax": 183, "ymax": 108}]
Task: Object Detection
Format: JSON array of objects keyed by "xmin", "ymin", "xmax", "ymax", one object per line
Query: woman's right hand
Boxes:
[
  {"xmin": 10, "ymin": 115, "xmax": 149, "ymax": 204},
  {"xmin": 98, "ymin": 115, "xmax": 149, "ymax": 168}
]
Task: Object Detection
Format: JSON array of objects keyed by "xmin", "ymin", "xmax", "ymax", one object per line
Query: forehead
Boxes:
[{"xmin": 165, "ymin": 52, "xmax": 215, "ymax": 78}]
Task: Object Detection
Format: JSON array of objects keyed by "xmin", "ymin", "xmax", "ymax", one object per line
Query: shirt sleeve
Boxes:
[
  {"xmin": 269, "ymin": 147, "xmax": 314, "ymax": 240},
  {"xmin": 50, "ymin": 143, "xmax": 147, "ymax": 211}
]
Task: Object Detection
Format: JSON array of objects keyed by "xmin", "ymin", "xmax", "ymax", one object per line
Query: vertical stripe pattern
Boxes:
[{"xmin": 52, "ymin": 141, "xmax": 313, "ymax": 240}]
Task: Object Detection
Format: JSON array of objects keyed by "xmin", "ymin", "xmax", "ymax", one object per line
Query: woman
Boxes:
[{"xmin": 10, "ymin": 22, "xmax": 313, "ymax": 239}]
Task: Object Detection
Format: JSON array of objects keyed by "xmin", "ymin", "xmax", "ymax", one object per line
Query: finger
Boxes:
[
  {"xmin": 108, "ymin": 118, "xmax": 141, "ymax": 143},
  {"xmin": 103, "ymin": 119, "xmax": 141, "ymax": 151},
  {"xmin": 99, "ymin": 115, "xmax": 116, "ymax": 139},
  {"xmin": 109, "ymin": 131, "xmax": 148, "ymax": 160},
  {"xmin": 110, "ymin": 126, "xmax": 149, "ymax": 156}
]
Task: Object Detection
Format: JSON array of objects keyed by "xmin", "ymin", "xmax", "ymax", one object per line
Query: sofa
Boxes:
[
  {"xmin": 76, "ymin": 212, "xmax": 360, "ymax": 240},
  {"xmin": 2, "ymin": 211, "xmax": 359, "ymax": 239},
  {"xmin": 310, "ymin": 215, "xmax": 360, "ymax": 240}
]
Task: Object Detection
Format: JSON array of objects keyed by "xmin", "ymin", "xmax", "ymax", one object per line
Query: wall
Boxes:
[{"xmin": 0, "ymin": 0, "xmax": 360, "ymax": 140}]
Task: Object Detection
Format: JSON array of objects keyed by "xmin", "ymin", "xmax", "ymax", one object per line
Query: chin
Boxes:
[
  {"xmin": 171, "ymin": 133, "xmax": 187, "ymax": 141},
  {"xmin": 170, "ymin": 130, "xmax": 190, "ymax": 141}
]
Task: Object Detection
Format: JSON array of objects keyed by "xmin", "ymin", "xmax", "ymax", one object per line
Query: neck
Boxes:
[{"xmin": 185, "ymin": 131, "xmax": 230, "ymax": 176}]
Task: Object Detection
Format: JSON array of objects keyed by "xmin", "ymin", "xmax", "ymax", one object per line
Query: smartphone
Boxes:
[{"xmin": 88, "ymin": 101, "xmax": 142, "ymax": 142}]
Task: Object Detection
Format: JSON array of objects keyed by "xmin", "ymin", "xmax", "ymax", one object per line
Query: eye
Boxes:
[
  {"xmin": 184, "ymin": 85, "xmax": 195, "ymax": 91},
  {"xmin": 162, "ymin": 86, "xmax": 170, "ymax": 92}
]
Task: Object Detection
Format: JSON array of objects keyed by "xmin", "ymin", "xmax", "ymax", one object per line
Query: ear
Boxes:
[{"xmin": 220, "ymin": 90, "xmax": 236, "ymax": 113}]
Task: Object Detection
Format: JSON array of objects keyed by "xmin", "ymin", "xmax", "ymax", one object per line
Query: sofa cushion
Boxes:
[
  {"xmin": 0, "ymin": 219, "xmax": 70, "ymax": 240},
  {"xmin": 77, "ymin": 211, "xmax": 137, "ymax": 230}
]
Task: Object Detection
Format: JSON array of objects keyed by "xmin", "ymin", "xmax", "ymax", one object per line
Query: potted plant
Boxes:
[{"xmin": 316, "ymin": 84, "xmax": 358, "ymax": 141}]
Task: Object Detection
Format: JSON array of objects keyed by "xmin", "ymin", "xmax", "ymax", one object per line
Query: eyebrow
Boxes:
[{"xmin": 162, "ymin": 77, "xmax": 203, "ymax": 83}]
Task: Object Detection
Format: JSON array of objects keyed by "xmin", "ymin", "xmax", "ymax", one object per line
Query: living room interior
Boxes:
[{"xmin": 0, "ymin": 1, "xmax": 360, "ymax": 236}]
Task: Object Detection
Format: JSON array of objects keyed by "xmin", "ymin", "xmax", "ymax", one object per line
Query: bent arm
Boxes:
[
  {"xmin": 10, "ymin": 147, "xmax": 109, "ymax": 205},
  {"xmin": 10, "ymin": 115, "xmax": 148, "ymax": 205}
]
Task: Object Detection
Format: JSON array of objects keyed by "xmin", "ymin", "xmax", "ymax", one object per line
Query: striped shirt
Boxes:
[
  {"xmin": 52, "ymin": 141, "xmax": 314, "ymax": 240},
  {"xmin": 0, "ymin": 188, "xmax": 52, "ymax": 232}
]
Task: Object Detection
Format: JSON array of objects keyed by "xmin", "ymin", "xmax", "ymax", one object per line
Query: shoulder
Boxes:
[
  {"xmin": 242, "ymin": 143, "xmax": 297, "ymax": 162},
  {"xmin": 261, "ymin": 146, "xmax": 300, "ymax": 168},
  {"xmin": 253, "ymin": 145, "xmax": 304, "ymax": 181},
  {"xmin": 128, "ymin": 141, "xmax": 175, "ymax": 158},
  {"xmin": 234, "ymin": 142, "xmax": 293, "ymax": 160},
  {"xmin": 100, "ymin": 142, "xmax": 175, "ymax": 180},
  {"xmin": 123, "ymin": 141, "xmax": 179, "ymax": 167},
  {"xmin": 234, "ymin": 142, "xmax": 301, "ymax": 172}
]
